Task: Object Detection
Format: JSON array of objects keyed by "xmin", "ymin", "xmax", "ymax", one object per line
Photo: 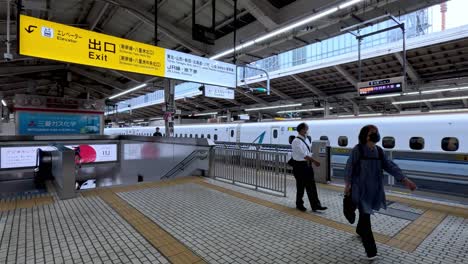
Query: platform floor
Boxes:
[{"xmin": 0, "ymin": 177, "xmax": 467, "ymax": 264}]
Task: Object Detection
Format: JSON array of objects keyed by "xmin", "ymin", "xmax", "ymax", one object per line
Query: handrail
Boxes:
[{"xmin": 160, "ymin": 149, "xmax": 208, "ymax": 180}]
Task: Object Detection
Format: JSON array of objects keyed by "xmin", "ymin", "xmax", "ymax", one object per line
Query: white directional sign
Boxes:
[
  {"xmin": 204, "ymin": 85, "xmax": 235, "ymax": 99},
  {"xmin": 165, "ymin": 49, "xmax": 237, "ymax": 88}
]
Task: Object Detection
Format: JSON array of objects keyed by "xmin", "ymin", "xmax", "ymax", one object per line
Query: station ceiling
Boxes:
[{"xmin": 1, "ymin": 0, "xmax": 464, "ymax": 120}]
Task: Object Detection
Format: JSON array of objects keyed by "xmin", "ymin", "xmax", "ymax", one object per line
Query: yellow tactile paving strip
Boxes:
[
  {"xmin": 0, "ymin": 196, "xmax": 54, "ymax": 211},
  {"xmin": 387, "ymin": 210, "xmax": 447, "ymax": 252},
  {"xmin": 196, "ymin": 180, "xmax": 392, "ymax": 244},
  {"xmin": 0, "ymin": 176, "xmax": 461, "ymax": 258},
  {"xmin": 81, "ymin": 178, "xmax": 207, "ymax": 264},
  {"xmin": 316, "ymin": 183, "xmax": 468, "ymax": 218}
]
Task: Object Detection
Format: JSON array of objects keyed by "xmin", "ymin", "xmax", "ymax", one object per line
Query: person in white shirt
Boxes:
[{"xmin": 291, "ymin": 123, "xmax": 327, "ymax": 212}]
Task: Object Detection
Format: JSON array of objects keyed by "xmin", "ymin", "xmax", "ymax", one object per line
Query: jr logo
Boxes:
[{"xmin": 252, "ymin": 131, "xmax": 266, "ymax": 144}]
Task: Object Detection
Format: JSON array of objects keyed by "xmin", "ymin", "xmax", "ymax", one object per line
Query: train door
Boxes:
[{"xmin": 271, "ymin": 127, "xmax": 280, "ymax": 144}]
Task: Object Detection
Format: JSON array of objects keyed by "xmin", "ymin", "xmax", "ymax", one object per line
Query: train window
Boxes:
[
  {"xmin": 195, "ymin": 134, "xmax": 198, "ymax": 138},
  {"xmin": 338, "ymin": 136, "xmax": 348, "ymax": 147},
  {"xmin": 207, "ymin": 134, "xmax": 211, "ymax": 139},
  {"xmin": 409, "ymin": 137, "xmax": 425, "ymax": 150},
  {"xmin": 201, "ymin": 134, "xmax": 204, "ymax": 138},
  {"xmin": 382, "ymin": 137, "xmax": 395, "ymax": 149},
  {"xmin": 441, "ymin": 137, "xmax": 459, "ymax": 152},
  {"xmin": 190, "ymin": 134, "xmax": 193, "ymax": 138},
  {"xmin": 184, "ymin": 134, "xmax": 187, "ymax": 138},
  {"xmin": 320, "ymin": 136, "xmax": 329, "ymax": 141},
  {"xmin": 288, "ymin": 135, "xmax": 295, "ymax": 144},
  {"xmin": 214, "ymin": 134, "xmax": 218, "ymax": 141},
  {"xmin": 230, "ymin": 130, "xmax": 234, "ymax": 138},
  {"xmin": 273, "ymin": 130, "xmax": 278, "ymax": 139}
]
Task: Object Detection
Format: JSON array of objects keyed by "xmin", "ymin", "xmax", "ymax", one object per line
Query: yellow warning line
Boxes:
[
  {"xmin": 386, "ymin": 210, "xmax": 447, "ymax": 252},
  {"xmin": 83, "ymin": 178, "xmax": 206, "ymax": 264},
  {"xmin": 0, "ymin": 196, "xmax": 54, "ymax": 211},
  {"xmin": 316, "ymin": 183, "xmax": 468, "ymax": 218},
  {"xmin": 196, "ymin": 181, "xmax": 392, "ymax": 243}
]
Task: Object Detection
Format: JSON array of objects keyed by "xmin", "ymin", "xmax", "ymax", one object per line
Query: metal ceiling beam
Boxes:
[
  {"xmin": 203, "ymin": 98, "xmax": 225, "ymax": 108},
  {"xmin": 389, "ymin": 98, "xmax": 401, "ymax": 111},
  {"xmin": 235, "ymin": 89, "xmax": 267, "ymax": 104},
  {"xmin": 215, "ymin": 9, "xmax": 249, "ymax": 30},
  {"xmin": 258, "ymin": 81, "xmax": 292, "ymax": 100},
  {"xmin": 90, "ymin": 3, "xmax": 110, "ymax": 30},
  {"xmin": 176, "ymin": 102, "xmax": 197, "ymax": 112},
  {"xmin": 108, "ymin": 0, "xmax": 207, "ymax": 55},
  {"xmin": 334, "ymin": 65, "xmax": 357, "ymax": 87},
  {"xmin": 71, "ymin": 82, "xmax": 113, "ymax": 96},
  {"xmin": 394, "ymin": 52, "xmax": 420, "ymax": 82},
  {"xmin": 69, "ymin": 66, "xmax": 125, "ymax": 92},
  {"xmin": 182, "ymin": 98, "xmax": 212, "ymax": 111},
  {"xmin": 239, "ymin": 0, "xmax": 278, "ymax": 30},
  {"xmin": 290, "ymin": 75, "xmax": 326, "ymax": 97},
  {"xmin": 0, "ymin": 65, "xmax": 66, "ymax": 77},
  {"xmin": 177, "ymin": 0, "xmax": 211, "ymax": 25}
]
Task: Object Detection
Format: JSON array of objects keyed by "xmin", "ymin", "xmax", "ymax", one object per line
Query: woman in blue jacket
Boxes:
[{"xmin": 344, "ymin": 125, "xmax": 416, "ymax": 260}]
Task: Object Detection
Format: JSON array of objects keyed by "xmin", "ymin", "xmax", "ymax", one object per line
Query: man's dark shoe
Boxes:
[
  {"xmin": 312, "ymin": 206, "xmax": 328, "ymax": 212},
  {"xmin": 296, "ymin": 206, "xmax": 307, "ymax": 212}
]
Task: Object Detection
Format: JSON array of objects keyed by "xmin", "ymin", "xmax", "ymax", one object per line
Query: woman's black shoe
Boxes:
[
  {"xmin": 312, "ymin": 206, "xmax": 328, "ymax": 212},
  {"xmin": 296, "ymin": 206, "xmax": 307, "ymax": 212}
]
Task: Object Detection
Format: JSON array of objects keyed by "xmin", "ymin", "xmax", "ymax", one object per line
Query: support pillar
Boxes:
[
  {"xmin": 324, "ymin": 100, "xmax": 330, "ymax": 117},
  {"xmin": 164, "ymin": 79, "xmax": 175, "ymax": 137},
  {"xmin": 353, "ymin": 104, "xmax": 359, "ymax": 116},
  {"xmin": 226, "ymin": 111, "xmax": 232, "ymax": 122}
]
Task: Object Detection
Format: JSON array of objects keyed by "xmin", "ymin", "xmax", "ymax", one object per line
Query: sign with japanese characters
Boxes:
[
  {"xmin": 203, "ymin": 84, "xmax": 235, "ymax": 99},
  {"xmin": 17, "ymin": 112, "xmax": 101, "ymax": 135},
  {"xmin": 19, "ymin": 14, "xmax": 165, "ymax": 77},
  {"xmin": 165, "ymin": 50, "xmax": 237, "ymax": 88},
  {"xmin": 19, "ymin": 15, "xmax": 237, "ymax": 88},
  {"xmin": 358, "ymin": 76, "xmax": 405, "ymax": 96}
]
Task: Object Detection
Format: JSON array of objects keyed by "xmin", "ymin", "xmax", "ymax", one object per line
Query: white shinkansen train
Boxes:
[{"xmin": 105, "ymin": 113, "xmax": 468, "ymax": 153}]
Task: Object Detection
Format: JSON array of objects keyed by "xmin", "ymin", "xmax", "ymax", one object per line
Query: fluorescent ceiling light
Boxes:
[
  {"xmin": 209, "ymin": 0, "xmax": 367, "ymax": 60},
  {"xmin": 109, "ymin": 84, "xmax": 147, "ymax": 100},
  {"xmin": 149, "ymin": 117, "xmax": 163, "ymax": 121},
  {"xmin": 277, "ymin": 107, "xmax": 334, "ymax": 113},
  {"xmin": 429, "ymin": 108, "xmax": 468, "ymax": 113},
  {"xmin": 392, "ymin": 95, "xmax": 468, "ymax": 105},
  {"xmin": 366, "ymin": 86, "xmax": 468, "ymax": 99},
  {"xmin": 133, "ymin": 119, "xmax": 144, "ymax": 122},
  {"xmin": 194, "ymin": 112, "xmax": 218, "ymax": 116},
  {"xmin": 359, "ymin": 113, "xmax": 384, "ymax": 117},
  {"xmin": 246, "ymin": 103, "xmax": 302, "ymax": 111},
  {"xmin": 339, "ymin": 0, "xmax": 365, "ymax": 9},
  {"xmin": 421, "ymin": 86, "xmax": 468, "ymax": 94},
  {"xmin": 365, "ymin": 92, "xmax": 418, "ymax": 99},
  {"xmin": 1, "ymin": 100, "xmax": 6, "ymax": 107}
]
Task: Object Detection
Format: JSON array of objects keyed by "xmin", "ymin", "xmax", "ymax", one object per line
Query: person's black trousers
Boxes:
[
  {"xmin": 292, "ymin": 161, "xmax": 321, "ymax": 209},
  {"xmin": 356, "ymin": 209, "xmax": 378, "ymax": 257}
]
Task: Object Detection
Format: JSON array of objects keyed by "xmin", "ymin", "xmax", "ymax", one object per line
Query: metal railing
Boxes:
[
  {"xmin": 210, "ymin": 148, "xmax": 288, "ymax": 196},
  {"xmin": 161, "ymin": 149, "xmax": 209, "ymax": 180}
]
